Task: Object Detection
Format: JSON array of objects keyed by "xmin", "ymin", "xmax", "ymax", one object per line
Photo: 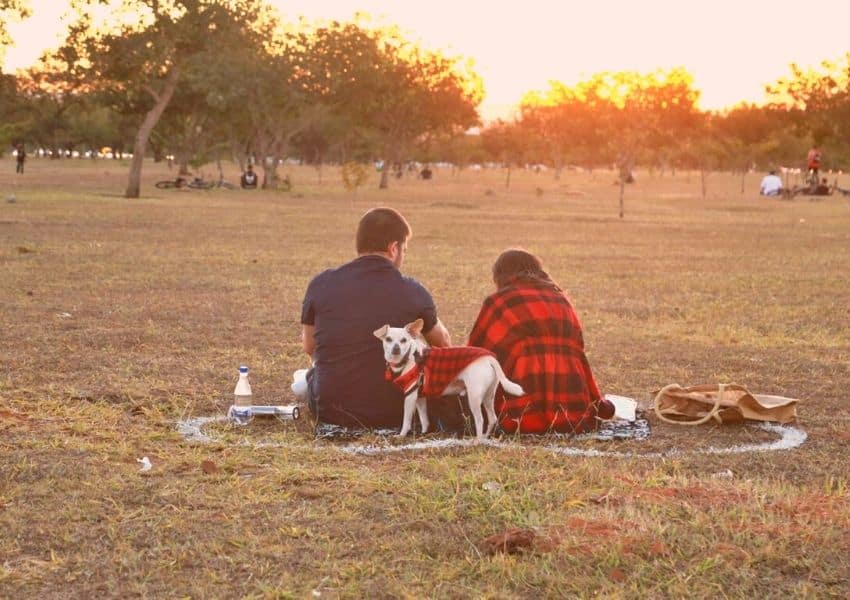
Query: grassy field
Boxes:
[{"xmin": 1, "ymin": 157, "xmax": 849, "ymax": 598}]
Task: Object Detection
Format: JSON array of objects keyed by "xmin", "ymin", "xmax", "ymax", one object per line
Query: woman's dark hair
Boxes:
[
  {"xmin": 356, "ymin": 207, "xmax": 412, "ymax": 254},
  {"xmin": 492, "ymin": 248, "xmax": 559, "ymax": 289}
]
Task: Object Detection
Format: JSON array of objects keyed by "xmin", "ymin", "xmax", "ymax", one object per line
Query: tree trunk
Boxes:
[
  {"xmin": 261, "ymin": 159, "xmax": 279, "ymax": 189},
  {"xmin": 125, "ymin": 67, "xmax": 180, "ymax": 198},
  {"xmin": 505, "ymin": 165, "xmax": 512, "ymax": 189},
  {"xmin": 619, "ymin": 177, "xmax": 625, "ymax": 219},
  {"xmin": 379, "ymin": 161, "xmax": 389, "ymax": 189},
  {"xmin": 740, "ymin": 162, "xmax": 747, "ymax": 195},
  {"xmin": 177, "ymin": 156, "xmax": 191, "ymax": 176},
  {"xmin": 216, "ymin": 156, "xmax": 224, "ymax": 182},
  {"xmin": 700, "ymin": 168, "xmax": 707, "ymax": 200}
]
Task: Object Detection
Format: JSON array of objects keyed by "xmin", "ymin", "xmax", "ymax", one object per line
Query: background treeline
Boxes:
[{"xmin": 2, "ymin": 0, "xmax": 850, "ymax": 197}]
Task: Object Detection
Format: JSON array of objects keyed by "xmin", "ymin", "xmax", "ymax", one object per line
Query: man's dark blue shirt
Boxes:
[{"xmin": 301, "ymin": 255, "xmax": 437, "ymax": 427}]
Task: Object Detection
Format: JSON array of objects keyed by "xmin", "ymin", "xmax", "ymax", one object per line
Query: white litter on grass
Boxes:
[
  {"xmin": 175, "ymin": 417, "xmax": 807, "ymax": 458},
  {"xmin": 176, "ymin": 415, "xmax": 226, "ymax": 443},
  {"xmin": 482, "ymin": 481, "xmax": 502, "ymax": 493},
  {"xmin": 137, "ymin": 456, "xmax": 152, "ymax": 472}
]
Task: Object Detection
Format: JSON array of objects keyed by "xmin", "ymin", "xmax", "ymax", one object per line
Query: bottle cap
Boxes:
[{"xmin": 239, "ymin": 366, "xmax": 249, "ymax": 374}]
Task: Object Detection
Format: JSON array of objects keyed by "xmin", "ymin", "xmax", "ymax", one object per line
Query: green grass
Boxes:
[{"xmin": 1, "ymin": 158, "xmax": 849, "ymax": 598}]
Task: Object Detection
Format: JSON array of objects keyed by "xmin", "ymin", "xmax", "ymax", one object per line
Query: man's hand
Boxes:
[
  {"xmin": 424, "ymin": 319, "xmax": 452, "ymax": 348},
  {"xmin": 302, "ymin": 324, "xmax": 316, "ymax": 356}
]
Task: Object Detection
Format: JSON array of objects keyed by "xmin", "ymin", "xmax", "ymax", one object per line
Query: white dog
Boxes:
[{"xmin": 374, "ymin": 318, "xmax": 524, "ymax": 441}]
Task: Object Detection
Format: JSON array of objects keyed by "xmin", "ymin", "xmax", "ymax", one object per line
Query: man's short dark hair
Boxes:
[{"xmin": 356, "ymin": 208, "xmax": 411, "ymax": 254}]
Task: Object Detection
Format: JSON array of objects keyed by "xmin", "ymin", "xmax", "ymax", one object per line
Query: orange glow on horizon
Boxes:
[{"xmin": 4, "ymin": 0, "xmax": 850, "ymax": 121}]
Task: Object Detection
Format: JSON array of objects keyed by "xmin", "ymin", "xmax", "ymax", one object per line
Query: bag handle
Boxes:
[{"xmin": 653, "ymin": 383, "xmax": 725, "ymax": 426}]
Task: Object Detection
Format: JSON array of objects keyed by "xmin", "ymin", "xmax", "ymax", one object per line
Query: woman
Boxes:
[{"xmin": 468, "ymin": 249, "xmax": 614, "ymax": 434}]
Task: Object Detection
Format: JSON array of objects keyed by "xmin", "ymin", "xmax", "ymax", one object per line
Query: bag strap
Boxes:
[{"xmin": 653, "ymin": 383, "xmax": 725, "ymax": 426}]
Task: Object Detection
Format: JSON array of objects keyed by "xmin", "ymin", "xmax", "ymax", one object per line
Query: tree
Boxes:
[
  {"xmin": 298, "ymin": 21, "xmax": 482, "ymax": 189},
  {"xmin": 767, "ymin": 54, "xmax": 850, "ymax": 169},
  {"xmin": 14, "ymin": 48, "xmax": 92, "ymax": 157},
  {"xmin": 59, "ymin": 0, "xmax": 268, "ymax": 198},
  {"xmin": 0, "ymin": 73, "xmax": 25, "ymax": 152},
  {"xmin": 519, "ymin": 82, "xmax": 603, "ymax": 178},
  {"xmin": 421, "ymin": 132, "xmax": 487, "ymax": 174},
  {"xmin": 712, "ymin": 104, "xmax": 791, "ymax": 192},
  {"xmin": 480, "ymin": 119, "xmax": 530, "ymax": 189},
  {"xmin": 235, "ymin": 44, "xmax": 311, "ymax": 188},
  {"xmin": 586, "ymin": 69, "xmax": 701, "ymax": 217}
]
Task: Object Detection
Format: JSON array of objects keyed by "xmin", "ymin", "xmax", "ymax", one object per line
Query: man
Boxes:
[
  {"xmin": 240, "ymin": 164, "xmax": 258, "ymax": 189},
  {"xmin": 300, "ymin": 207, "xmax": 452, "ymax": 428},
  {"xmin": 759, "ymin": 170, "xmax": 783, "ymax": 197},
  {"xmin": 807, "ymin": 146, "xmax": 822, "ymax": 184},
  {"xmin": 15, "ymin": 144, "xmax": 25, "ymax": 174}
]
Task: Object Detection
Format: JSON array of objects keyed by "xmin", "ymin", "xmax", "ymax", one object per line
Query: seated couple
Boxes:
[{"xmin": 300, "ymin": 207, "xmax": 615, "ymax": 435}]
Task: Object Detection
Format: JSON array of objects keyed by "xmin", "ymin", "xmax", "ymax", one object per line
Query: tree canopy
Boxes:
[{"xmin": 6, "ymin": 3, "xmax": 850, "ymax": 194}]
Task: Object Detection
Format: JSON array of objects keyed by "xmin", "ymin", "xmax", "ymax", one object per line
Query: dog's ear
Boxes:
[
  {"xmin": 373, "ymin": 325, "xmax": 389, "ymax": 339},
  {"xmin": 405, "ymin": 318, "xmax": 424, "ymax": 337}
]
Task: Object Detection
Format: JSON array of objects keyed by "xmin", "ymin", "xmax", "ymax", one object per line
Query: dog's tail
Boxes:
[{"xmin": 489, "ymin": 358, "xmax": 524, "ymax": 397}]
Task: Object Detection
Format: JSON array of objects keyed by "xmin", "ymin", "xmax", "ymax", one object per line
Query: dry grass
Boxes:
[{"xmin": 1, "ymin": 158, "xmax": 849, "ymax": 598}]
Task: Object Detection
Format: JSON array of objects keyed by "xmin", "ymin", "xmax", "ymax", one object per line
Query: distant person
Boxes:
[
  {"xmin": 15, "ymin": 144, "xmax": 25, "ymax": 174},
  {"xmin": 807, "ymin": 145, "xmax": 822, "ymax": 183},
  {"xmin": 420, "ymin": 165, "xmax": 433, "ymax": 180},
  {"xmin": 759, "ymin": 170, "xmax": 784, "ymax": 197},
  {"xmin": 240, "ymin": 165, "xmax": 258, "ymax": 189},
  {"xmin": 813, "ymin": 177, "xmax": 833, "ymax": 196}
]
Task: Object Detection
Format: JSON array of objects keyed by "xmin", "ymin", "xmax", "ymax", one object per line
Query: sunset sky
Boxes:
[{"xmin": 4, "ymin": 0, "xmax": 850, "ymax": 121}]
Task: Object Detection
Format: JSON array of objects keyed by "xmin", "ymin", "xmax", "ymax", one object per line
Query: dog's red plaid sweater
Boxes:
[
  {"xmin": 386, "ymin": 346, "xmax": 494, "ymax": 397},
  {"xmin": 468, "ymin": 279, "xmax": 614, "ymax": 434}
]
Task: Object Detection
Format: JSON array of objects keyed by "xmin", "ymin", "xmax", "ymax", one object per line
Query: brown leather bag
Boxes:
[{"xmin": 653, "ymin": 383, "xmax": 798, "ymax": 425}]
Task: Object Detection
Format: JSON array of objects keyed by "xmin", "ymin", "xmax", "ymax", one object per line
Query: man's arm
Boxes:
[
  {"xmin": 423, "ymin": 318, "xmax": 451, "ymax": 348},
  {"xmin": 302, "ymin": 324, "xmax": 316, "ymax": 356}
]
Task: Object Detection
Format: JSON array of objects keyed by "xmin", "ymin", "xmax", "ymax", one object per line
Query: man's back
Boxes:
[
  {"xmin": 301, "ymin": 255, "xmax": 437, "ymax": 427},
  {"xmin": 760, "ymin": 174, "xmax": 782, "ymax": 196}
]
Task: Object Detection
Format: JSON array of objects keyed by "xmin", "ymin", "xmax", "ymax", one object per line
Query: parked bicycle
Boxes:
[
  {"xmin": 155, "ymin": 175, "xmax": 236, "ymax": 190},
  {"xmin": 155, "ymin": 176, "xmax": 214, "ymax": 190}
]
